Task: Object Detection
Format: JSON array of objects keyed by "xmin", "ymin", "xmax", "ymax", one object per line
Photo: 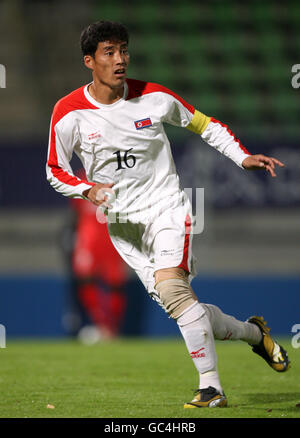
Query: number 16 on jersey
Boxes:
[{"xmin": 113, "ymin": 148, "xmax": 136, "ymax": 171}]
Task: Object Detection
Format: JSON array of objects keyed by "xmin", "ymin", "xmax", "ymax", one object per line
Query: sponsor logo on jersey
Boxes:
[
  {"xmin": 161, "ymin": 249, "xmax": 175, "ymax": 256},
  {"xmin": 88, "ymin": 130, "xmax": 101, "ymax": 140},
  {"xmin": 134, "ymin": 118, "xmax": 152, "ymax": 129},
  {"xmin": 190, "ymin": 347, "xmax": 205, "ymax": 359}
]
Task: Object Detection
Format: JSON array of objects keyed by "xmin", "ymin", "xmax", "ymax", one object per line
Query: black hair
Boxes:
[{"xmin": 80, "ymin": 20, "xmax": 129, "ymax": 57}]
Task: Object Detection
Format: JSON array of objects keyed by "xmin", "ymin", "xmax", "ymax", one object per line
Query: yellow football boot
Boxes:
[
  {"xmin": 184, "ymin": 386, "xmax": 227, "ymax": 408},
  {"xmin": 247, "ymin": 316, "xmax": 290, "ymax": 372}
]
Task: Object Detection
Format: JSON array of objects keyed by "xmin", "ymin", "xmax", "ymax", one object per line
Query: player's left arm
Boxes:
[
  {"xmin": 159, "ymin": 86, "xmax": 284, "ymax": 177},
  {"xmin": 186, "ymin": 110, "xmax": 284, "ymax": 177},
  {"xmin": 241, "ymin": 154, "xmax": 284, "ymax": 177}
]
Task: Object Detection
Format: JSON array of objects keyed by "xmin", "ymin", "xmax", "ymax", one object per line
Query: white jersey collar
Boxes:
[{"xmin": 84, "ymin": 82, "xmax": 128, "ymax": 110}]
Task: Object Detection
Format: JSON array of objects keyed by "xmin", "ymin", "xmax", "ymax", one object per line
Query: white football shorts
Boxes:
[{"xmin": 107, "ymin": 191, "xmax": 196, "ymax": 304}]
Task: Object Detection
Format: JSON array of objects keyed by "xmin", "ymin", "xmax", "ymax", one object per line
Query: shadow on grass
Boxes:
[
  {"xmin": 223, "ymin": 393, "xmax": 300, "ymax": 417},
  {"xmin": 245, "ymin": 392, "xmax": 300, "ymax": 405}
]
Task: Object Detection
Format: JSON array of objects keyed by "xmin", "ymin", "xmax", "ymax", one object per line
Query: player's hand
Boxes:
[
  {"xmin": 242, "ymin": 154, "xmax": 285, "ymax": 177},
  {"xmin": 83, "ymin": 182, "xmax": 114, "ymax": 206}
]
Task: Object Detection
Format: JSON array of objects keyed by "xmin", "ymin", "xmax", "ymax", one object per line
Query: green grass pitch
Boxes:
[{"xmin": 0, "ymin": 337, "xmax": 299, "ymax": 418}]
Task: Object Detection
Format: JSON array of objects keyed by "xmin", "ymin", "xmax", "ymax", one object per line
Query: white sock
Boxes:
[
  {"xmin": 177, "ymin": 302, "xmax": 223, "ymax": 393},
  {"xmin": 202, "ymin": 303, "xmax": 262, "ymax": 345},
  {"xmin": 199, "ymin": 370, "xmax": 223, "ymax": 394}
]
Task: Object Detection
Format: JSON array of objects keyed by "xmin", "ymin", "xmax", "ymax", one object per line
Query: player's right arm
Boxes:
[
  {"xmin": 46, "ymin": 99, "xmax": 115, "ymax": 206},
  {"xmin": 46, "ymin": 100, "xmax": 96, "ymax": 199},
  {"xmin": 82, "ymin": 183, "xmax": 114, "ymax": 207}
]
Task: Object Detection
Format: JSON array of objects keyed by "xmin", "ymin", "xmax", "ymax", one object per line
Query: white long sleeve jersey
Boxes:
[{"xmin": 46, "ymin": 78, "xmax": 251, "ymax": 216}]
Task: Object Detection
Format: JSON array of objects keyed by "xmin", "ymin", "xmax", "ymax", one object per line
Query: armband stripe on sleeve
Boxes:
[{"xmin": 186, "ymin": 110, "xmax": 211, "ymax": 135}]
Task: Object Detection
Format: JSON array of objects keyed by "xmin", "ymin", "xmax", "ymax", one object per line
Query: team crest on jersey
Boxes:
[{"xmin": 134, "ymin": 118, "xmax": 152, "ymax": 130}]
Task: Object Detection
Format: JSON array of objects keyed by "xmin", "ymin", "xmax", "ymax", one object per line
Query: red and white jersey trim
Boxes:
[
  {"xmin": 46, "ymin": 86, "xmax": 98, "ymax": 198},
  {"xmin": 46, "ymin": 79, "xmax": 196, "ymax": 204},
  {"xmin": 46, "ymin": 78, "xmax": 251, "ymax": 207},
  {"xmin": 177, "ymin": 214, "xmax": 193, "ymax": 273},
  {"xmin": 126, "ymin": 79, "xmax": 195, "ymax": 115},
  {"xmin": 201, "ymin": 118, "xmax": 251, "ymax": 168}
]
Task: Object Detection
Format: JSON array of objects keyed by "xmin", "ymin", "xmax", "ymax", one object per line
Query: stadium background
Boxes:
[{"xmin": 0, "ymin": 0, "xmax": 299, "ymax": 339}]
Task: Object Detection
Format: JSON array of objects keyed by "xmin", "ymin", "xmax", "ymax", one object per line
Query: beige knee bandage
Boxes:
[
  {"xmin": 155, "ymin": 278, "xmax": 198, "ymax": 319},
  {"xmin": 155, "ymin": 267, "xmax": 188, "ymax": 284}
]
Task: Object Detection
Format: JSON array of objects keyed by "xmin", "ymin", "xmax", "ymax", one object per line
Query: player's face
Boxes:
[{"xmin": 85, "ymin": 40, "xmax": 129, "ymax": 89}]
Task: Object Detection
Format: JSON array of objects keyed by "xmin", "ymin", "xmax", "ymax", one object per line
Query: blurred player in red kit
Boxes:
[{"xmin": 71, "ymin": 169, "xmax": 128, "ymax": 340}]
